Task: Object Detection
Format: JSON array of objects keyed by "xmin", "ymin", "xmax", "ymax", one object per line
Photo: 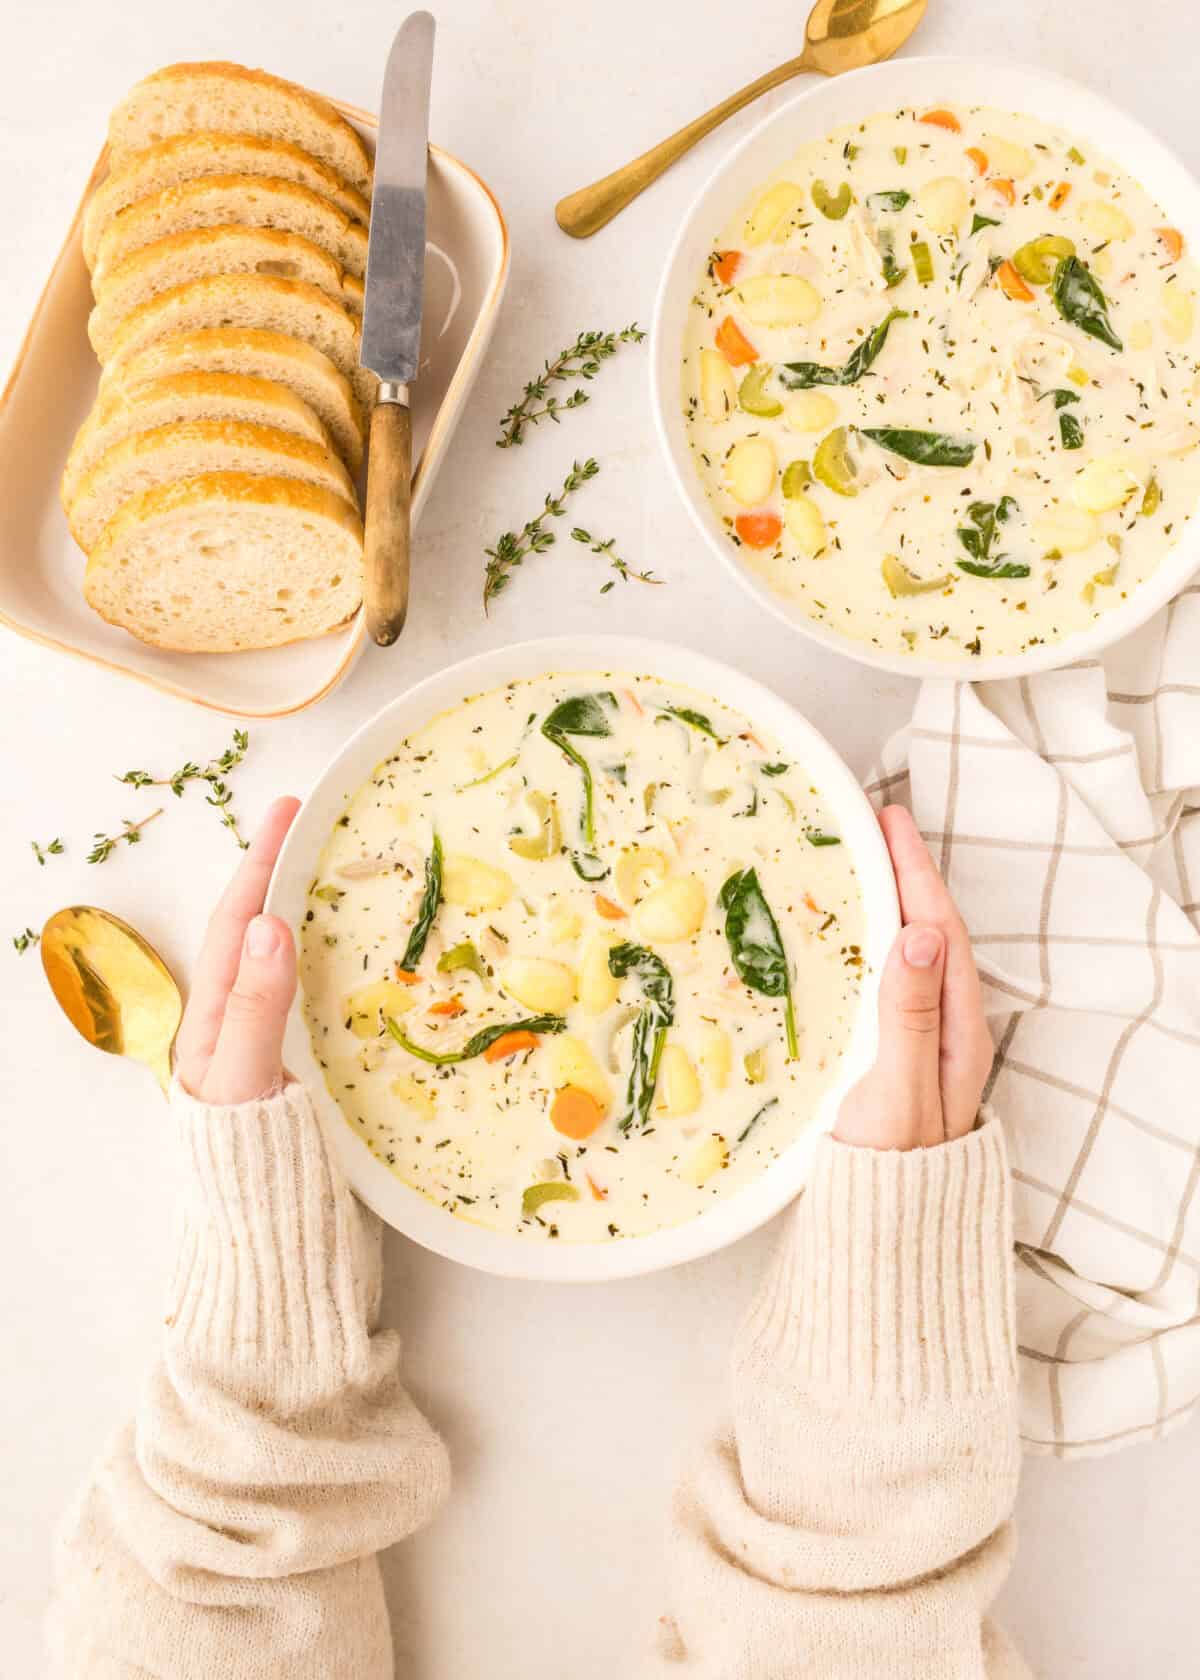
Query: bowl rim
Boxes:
[
  {"xmin": 266, "ymin": 632, "xmax": 900, "ymax": 1282},
  {"xmin": 650, "ymin": 54, "xmax": 1200, "ymax": 683}
]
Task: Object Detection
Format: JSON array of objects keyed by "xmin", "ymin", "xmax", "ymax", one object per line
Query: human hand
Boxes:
[
  {"xmin": 835, "ymin": 805, "xmax": 994, "ymax": 1151},
  {"xmin": 174, "ymin": 796, "xmax": 301, "ymax": 1105}
]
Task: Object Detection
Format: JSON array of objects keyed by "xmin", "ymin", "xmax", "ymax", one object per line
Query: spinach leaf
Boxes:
[
  {"xmin": 957, "ymin": 558, "xmax": 1031, "ymax": 579},
  {"xmin": 737, "ymin": 1096, "xmax": 779, "ymax": 1146},
  {"xmin": 778, "ymin": 308, "xmax": 907, "ymax": 390},
  {"xmin": 955, "ymin": 497, "xmax": 1030, "ymax": 578},
  {"xmin": 1051, "ymin": 255, "xmax": 1122, "ymax": 351},
  {"xmin": 761, "ymin": 762, "xmax": 790, "ymax": 777},
  {"xmin": 386, "ymin": 1012, "xmax": 567, "ymax": 1067},
  {"xmin": 400, "ymin": 834, "xmax": 442, "ymax": 969},
  {"xmin": 719, "ymin": 867, "xmax": 798, "ymax": 1059},
  {"xmin": 541, "ymin": 691, "xmax": 618, "ymax": 848},
  {"xmin": 878, "ymin": 229, "xmax": 907, "ymax": 289},
  {"xmin": 656, "ymin": 704, "xmax": 728, "ymax": 745},
  {"xmin": 570, "ymin": 852, "xmax": 610, "ymax": 882},
  {"xmin": 1059, "ymin": 411, "xmax": 1084, "ymax": 450},
  {"xmin": 866, "ymin": 189, "xmax": 911, "ymax": 213},
  {"xmin": 1042, "ymin": 386, "xmax": 1084, "ymax": 450},
  {"xmin": 806, "ymin": 832, "xmax": 842, "ymax": 847},
  {"xmin": 970, "ymin": 212, "xmax": 1000, "ymax": 236},
  {"xmin": 861, "ymin": 428, "xmax": 977, "ymax": 467},
  {"xmin": 956, "ymin": 495, "xmax": 1017, "ymax": 561},
  {"xmin": 607, "ymin": 941, "xmax": 676, "ymax": 1132}
]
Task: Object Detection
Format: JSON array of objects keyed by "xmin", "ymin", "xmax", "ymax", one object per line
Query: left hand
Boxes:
[{"xmin": 174, "ymin": 796, "xmax": 301, "ymax": 1105}]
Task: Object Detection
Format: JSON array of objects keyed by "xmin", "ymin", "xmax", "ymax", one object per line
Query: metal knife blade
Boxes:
[{"xmin": 361, "ymin": 10, "xmax": 436, "ymax": 385}]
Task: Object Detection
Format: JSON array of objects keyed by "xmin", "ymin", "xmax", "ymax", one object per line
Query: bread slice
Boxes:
[
  {"xmin": 62, "ymin": 370, "xmax": 331, "ymax": 511},
  {"xmin": 101, "ymin": 275, "xmax": 376, "ymax": 412},
  {"xmin": 89, "ymin": 226, "xmax": 363, "ymax": 359},
  {"xmin": 84, "ymin": 472, "xmax": 363, "ymax": 652},
  {"xmin": 93, "ymin": 175, "xmax": 369, "ymax": 288},
  {"xmin": 68, "ymin": 419, "xmax": 356, "ymax": 550},
  {"xmin": 83, "ymin": 132, "xmax": 369, "ymax": 269},
  {"xmin": 108, "ymin": 63, "xmax": 373, "ymax": 195},
  {"xmin": 101, "ymin": 330, "xmax": 364, "ymax": 475}
]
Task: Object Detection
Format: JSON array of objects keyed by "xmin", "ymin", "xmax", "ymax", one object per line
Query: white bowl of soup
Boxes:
[
  {"xmin": 652, "ymin": 59, "xmax": 1200, "ymax": 680},
  {"xmin": 268, "ymin": 636, "xmax": 899, "ymax": 1282}
]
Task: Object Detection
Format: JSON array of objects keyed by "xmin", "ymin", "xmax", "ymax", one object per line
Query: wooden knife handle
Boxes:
[{"xmin": 364, "ymin": 396, "xmax": 412, "ymax": 647}]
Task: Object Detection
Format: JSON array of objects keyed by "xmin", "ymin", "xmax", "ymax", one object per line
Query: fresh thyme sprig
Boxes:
[
  {"xmin": 31, "ymin": 837, "xmax": 64, "ymax": 867},
  {"xmin": 87, "ymin": 808, "xmax": 165, "ymax": 865},
  {"xmin": 483, "ymin": 459, "xmax": 600, "ymax": 609},
  {"xmin": 496, "ymin": 325, "xmax": 645, "ymax": 448},
  {"xmin": 117, "ymin": 729, "xmax": 250, "ymax": 849},
  {"xmin": 12, "ymin": 927, "xmax": 39, "ymax": 955},
  {"xmin": 570, "ymin": 528, "xmax": 661, "ymax": 594}
]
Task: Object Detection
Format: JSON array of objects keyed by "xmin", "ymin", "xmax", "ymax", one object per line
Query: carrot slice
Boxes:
[
  {"xmin": 585, "ymin": 1173, "xmax": 609, "ymax": 1202},
  {"xmin": 713, "ymin": 249, "xmax": 742, "ymax": 285},
  {"xmin": 995, "ymin": 259, "xmax": 1034, "ymax": 302},
  {"xmin": 735, "ymin": 512, "xmax": 782, "ymax": 549},
  {"xmin": 715, "ymin": 315, "xmax": 759, "ymax": 366},
  {"xmin": 919, "ymin": 109, "xmax": 961, "ymax": 133},
  {"xmin": 622, "ymin": 687, "xmax": 644, "ymax": 716},
  {"xmin": 1049, "ymin": 181, "xmax": 1071, "ymax": 211},
  {"xmin": 394, "ymin": 967, "xmax": 421, "ymax": 984},
  {"xmin": 428, "ymin": 998, "xmax": 465, "ymax": 1017},
  {"xmin": 738, "ymin": 729, "xmax": 766, "ymax": 751},
  {"xmin": 1157, "ymin": 227, "xmax": 1185, "ymax": 262},
  {"xmin": 964, "ymin": 146, "xmax": 988, "ymax": 176},
  {"xmin": 484, "ymin": 1030, "xmax": 539, "ymax": 1063},
  {"xmin": 990, "ymin": 177, "xmax": 1016, "ymax": 205},
  {"xmin": 551, "ymin": 1085, "xmax": 606, "ymax": 1141},
  {"xmin": 594, "ymin": 894, "xmax": 627, "ymax": 920}
]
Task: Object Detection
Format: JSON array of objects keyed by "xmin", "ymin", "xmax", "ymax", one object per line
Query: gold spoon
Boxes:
[
  {"xmin": 41, "ymin": 907, "xmax": 183, "ymax": 1095},
  {"xmin": 555, "ymin": 0, "xmax": 928, "ymax": 238}
]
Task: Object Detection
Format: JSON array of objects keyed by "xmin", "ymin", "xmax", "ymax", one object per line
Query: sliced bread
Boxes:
[
  {"xmin": 101, "ymin": 275, "xmax": 376, "ymax": 412},
  {"xmin": 89, "ymin": 227, "xmax": 363, "ymax": 359},
  {"xmin": 93, "ymin": 175, "xmax": 369, "ymax": 287},
  {"xmin": 108, "ymin": 63, "xmax": 373, "ymax": 195},
  {"xmin": 68, "ymin": 419, "xmax": 356, "ymax": 550},
  {"xmin": 101, "ymin": 330, "xmax": 364, "ymax": 474},
  {"xmin": 62, "ymin": 370, "xmax": 331, "ymax": 511},
  {"xmin": 83, "ymin": 132, "xmax": 369, "ymax": 269},
  {"xmin": 84, "ymin": 472, "xmax": 364, "ymax": 652}
]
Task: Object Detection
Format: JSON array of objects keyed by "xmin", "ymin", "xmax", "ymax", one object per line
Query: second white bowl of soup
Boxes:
[
  {"xmin": 269, "ymin": 637, "xmax": 898, "ymax": 1282},
  {"xmin": 653, "ymin": 59, "xmax": 1200, "ymax": 680}
]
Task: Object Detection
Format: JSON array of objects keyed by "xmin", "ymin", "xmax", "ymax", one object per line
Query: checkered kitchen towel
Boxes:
[{"xmin": 867, "ymin": 590, "xmax": 1200, "ymax": 1458}]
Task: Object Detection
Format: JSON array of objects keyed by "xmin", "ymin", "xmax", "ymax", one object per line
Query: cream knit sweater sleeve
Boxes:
[
  {"xmin": 651, "ymin": 1119, "xmax": 1031, "ymax": 1679},
  {"xmin": 48, "ymin": 1081, "xmax": 449, "ymax": 1680}
]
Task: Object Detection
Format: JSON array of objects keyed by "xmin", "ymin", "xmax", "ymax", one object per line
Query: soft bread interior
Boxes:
[{"xmin": 84, "ymin": 472, "xmax": 364, "ymax": 653}]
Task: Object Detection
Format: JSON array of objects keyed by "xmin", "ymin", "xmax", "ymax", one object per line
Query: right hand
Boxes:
[{"xmin": 835, "ymin": 805, "xmax": 994, "ymax": 1152}]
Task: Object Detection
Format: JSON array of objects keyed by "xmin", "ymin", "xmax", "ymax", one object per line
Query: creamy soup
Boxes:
[
  {"xmin": 682, "ymin": 103, "xmax": 1200, "ymax": 660},
  {"xmin": 300, "ymin": 673, "xmax": 866, "ymax": 1241}
]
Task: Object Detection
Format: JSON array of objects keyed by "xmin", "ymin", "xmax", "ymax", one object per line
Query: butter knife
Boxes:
[{"xmin": 361, "ymin": 9, "xmax": 436, "ymax": 646}]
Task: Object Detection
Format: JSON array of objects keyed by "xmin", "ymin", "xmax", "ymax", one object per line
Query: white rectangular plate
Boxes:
[{"xmin": 0, "ymin": 97, "xmax": 509, "ymax": 717}]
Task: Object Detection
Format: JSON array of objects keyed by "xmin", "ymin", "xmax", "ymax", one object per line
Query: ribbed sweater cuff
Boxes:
[
  {"xmin": 743, "ymin": 1113, "xmax": 1015, "ymax": 1405},
  {"xmin": 165, "ymin": 1080, "xmax": 377, "ymax": 1391}
]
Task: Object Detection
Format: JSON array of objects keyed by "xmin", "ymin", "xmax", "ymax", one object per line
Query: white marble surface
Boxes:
[{"xmin": 1, "ymin": 1, "xmax": 1197, "ymax": 1674}]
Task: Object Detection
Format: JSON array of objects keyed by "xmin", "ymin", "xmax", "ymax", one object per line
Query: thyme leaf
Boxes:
[
  {"xmin": 483, "ymin": 459, "xmax": 600, "ymax": 609},
  {"xmin": 496, "ymin": 324, "xmax": 645, "ymax": 447}
]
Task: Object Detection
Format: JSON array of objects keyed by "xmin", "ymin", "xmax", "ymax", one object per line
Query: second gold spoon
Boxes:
[
  {"xmin": 41, "ymin": 906, "xmax": 182, "ymax": 1094},
  {"xmin": 556, "ymin": 0, "xmax": 928, "ymax": 238}
]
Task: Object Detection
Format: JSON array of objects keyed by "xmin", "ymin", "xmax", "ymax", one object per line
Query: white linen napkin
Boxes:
[{"xmin": 867, "ymin": 588, "xmax": 1200, "ymax": 1458}]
